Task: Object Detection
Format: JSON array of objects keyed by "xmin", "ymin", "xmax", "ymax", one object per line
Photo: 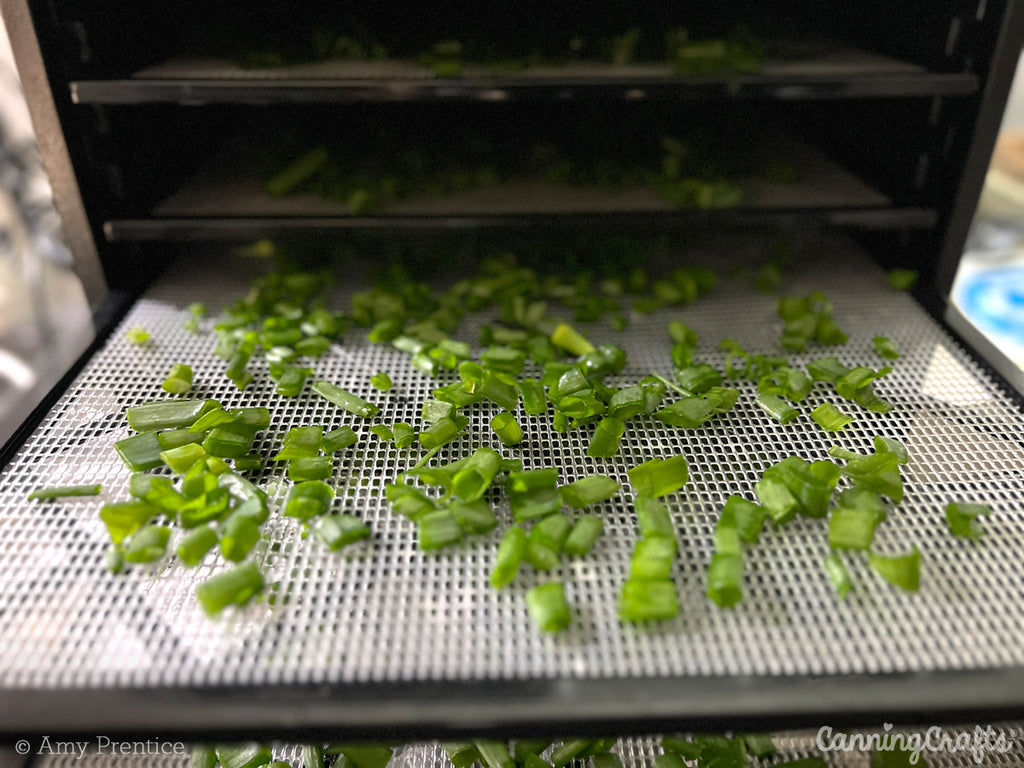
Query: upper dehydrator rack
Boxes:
[{"xmin": 1, "ymin": 237, "xmax": 1023, "ymax": 739}]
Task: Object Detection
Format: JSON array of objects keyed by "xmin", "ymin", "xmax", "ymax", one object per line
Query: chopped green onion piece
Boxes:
[
  {"xmin": 192, "ymin": 745, "xmax": 217, "ymax": 768},
  {"xmin": 526, "ymin": 582, "xmax": 572, "ymax": 632},
  {"xmin": 419, "ymin": 414, "xmax": 469, "ymax": 450},
  {"xmin": 873, "ymin": 435, "xmax": 909, "ymax": 464},
  {"xmin": 369, "ymin": 424, "xmax": 394, "ymax": 442},
  {"xmin": 655, "ymin": 397, "xmax": 717, "ymax": 428},
  {"xmin": 114, "ymin": 432, "xmax": 166, "ymax": 472},
  {"xmin": 273, "ymin": 425, "xmax": 323, "ymax": 460},
  {"xmin": 824, "ymin": 552, "xmax": 852, "ymax": 600},
  {"xmin": 618, "ymin": 578, "xmax": 679, "ymax": 622},
  {"xmin": 631, "ymin": 536, "xmax": 676, "ymax": 580},
  {"xmin": 550, "ymin": 740, "xmax": 592, "ymax": 768},
  {"xmin": 635, "ymin": 496, "xmax": 676, "ymax": 544},
  {"xmin": 418, "ymin": 509, "xmax": 464, "ymax": 550},
  {"xmin": 811, "ymin": 402, "xmax": 855, "ymax": 432},
  {"xmin": 125, "ymin": 327, "xmax": 151, "ymax": 346},
  {"xmin": 220, "ymin": 513, "xmax": 260, "ymax": 562},
  {"xmin": 551, "ymin": 323, "xmax": 595, "ymax": 356},
  {"xmin": 521, "ymin": 378, "xmax": 548, "ymax": 415},
  {"xmin": 337, "ymin": 746, "xmax": 394, "ymax": 768},
  {"xmin": 295, "ymin": 335, "xmax": 331, "ymax": 357},
  {"xmin": 888, "ymin": 268, "xmax": 919, "ymax": 291},
  {"xmin": 873, "ymin": 335, "xmax": 900, "ymax": 360},
  {"xmin": 386, "ymin": 483, "xmax": 436, "ymax": 520},
  {"xmin": 124, "ymin": 524, "xmax": 171, "ymax": 563},
  {"xmin": 284, "ymin": 480, "xmax": 334, "ymax": 520},
  {"xmin": 559, "ymin": 475, "xmax": 619, "ymax": 508},
  {"xmin": 452, "ymin": 447, "xmax": 501, "ymax": 501},
  {"xmin": 215, "ymin": 744, "xmax": 273, "ymax": 768},
  {"xmin": 836, "ymin": 365, "xmax": 892, "ymax": 400},
  {"xmin": 316, "ymin": 514, "xmax": 371, "ymax": 551},
  {"xmin": 674, "ymin": 363, "xmax": 722, "ymax": 394},
  {"xmin": 528, "ymin": 513, "xmax": 573, "ymax": 570},
  {"xmin": 868, "ymin": 546, "xmax": 921, "ymax": 591},
  {"xmin": 706, "ymin": 552, "xmax": 743, "ymax": 607},
  {"xmin": 741, "ymin": 734, "xmax": 776, "ymax": 758},
  {"xmin": 660, "ymin": 737, "xmax": 701, "ymax": 760},
  {"xmin": 756, "ymin": 393, "xmax": 799, "ymax": 424},
  {"xmin": 854, "ymin": 384, "xmax": 893, "ymax": 413},
  {"xmin": 157, "ymin": 428, "xmax": 204, "ymax": 450},
  {"xmin": 322, "ymin": 426, "xmax": 358, "ymax": 453},
  {"xmin": 28, "ymin": 483, "xmax": 101, "ymax": 500},
  {"xmin": 945, "ymin": 501, "xmax": 991, "ymax": 538},
  {"xmin": 274, "ymin": 365, "xmax": 312, "ymax": 397},
  {"xmin": 370, "ymin": 372, "xmax": 393, "ymax": 391},
  {"xmin": 842, "ymin": 451, "xmax": 904, "ymax": 503},
  {"xmin": 719, "ymin": 495, "xmax": 766, "ymax": 544},
  {"xmin": 714, "ymin": 525, "xmax": 742, "ymax": 556},
  {"xmin": 449, "ymin": 499, "xmax": 498, "ymax": 535},
  {"xmin": 393, "ymin": 422, "xmax": 415, "ymax": 449},
  {"xmin": 828, "ymin": 505, "xmax": 883, "ymax": 550},
  {"xmin": 177, "ymin": 525, "xmax": 219, "ymax": 567},
  {"xmin": 563, "ymin": 516, "xmax": 604, "ymax": 557},
  {"xmin": 513, "ymin": 740, "xmax": 551, "ymax": 764},
  {"xmin": 288, "ymin": 455, "xmax": 334, "ymax": 481},
  {"xmin": 312, "ymin": 380, "xmax": 381, "ymax": 418},
  {"xmin": 807, "ymin": 356, "xmax": 850, "ymax": 383},
  {"xmin": 755, "ymin": 476, "xmax": 799, "ymax": 526},
  {"xmin": 491, "ymin": 411, "xmax": 524, "ymax": 446},
  {"xmin": 160, "ymin": 442, "xmax": 209, "ymax": 474},
  {"xmin": 234, "ymin": 454, "xmax": 263, "ymax": 472},
  {"xmin": 587, "ymin": 416, "xmax": 625, "ymax": 458},
  {"xmin": 162, "ymin": 363, "xmax": 194, "ymax": 394},
  {"xmin": 203, "ymin": 426, "xmax": 254, "ymax": 458},
  {"xmin": 490, "ymin": 526, "xmax": 527, "ymax": 588},
  {"xmin": 198, "ymin": 562, "xmax": 264, "ymax": 616},
  {"xmin": 472, "ymin": 742, "xmax": 513, "ymax": 768},
  {"xmin": 652, "ymin": 754, "xmax": 686, "ymax": 768},
  {"xmin": 302, "ymin": 746, "xmax": 325, "ymax": 768},
  {"xmin": 627, "ymin": 455, "xmax": 689, "ymax": 498},
  {"xmin": 442, "ymin": 744, "xmax": 481, "ymax": 768}
]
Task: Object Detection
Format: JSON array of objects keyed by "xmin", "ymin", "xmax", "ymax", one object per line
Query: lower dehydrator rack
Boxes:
[
  {"xmin": 22, "ymin": 725, "xmax": 1024, "ymax": 768},
  {"xmin": 1, "ymin": 234, "xmax": 1023, "ymax": 738}
]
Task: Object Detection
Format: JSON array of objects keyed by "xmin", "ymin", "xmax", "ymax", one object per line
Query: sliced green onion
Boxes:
[
  {"xmin": 124, "ymin": 524, "xmax": 171, "ymax": 563},
  {"xmin": 868, "ymin": 546, "xmax": 921, "ymax": 591},
  {"xmin": 302, "ymin": 746, "xmax": 325, "ymax": 768},
  {"xmin": 316, "ymin": 514, "xmax": 371, "ymax": 551},
  {"xmin": 741, "ymin": 734, "xmax": 776, "ymax": 758},
  {"xmin": 528, "ymin": 513, "xmax": 573, "ymax": 570},
  {"xmin": 215, "ymin": 744, "xmax": 273, "ymax": 768},
  {"xmin": 442, "ymin": 744, "xmax": 481, "ymax": 768},
  {"xmin": 550, "ymin": 740, "xmax": 592, "ymax": 768},
  {"xmin": 115, "ymin": 432, "xmax": 165, "ymax": 471},
  {"xmin": 652, "ymin": 754, "xmax": 686, "ymax": 768},
  {"xmin": 824, "ymin": 552, "xmax": 852, "ymax": 600},
  {"xmin": 873, "ymin": 435, "xmax": 909, "ymax": 464},
  {"xmin": 945, "ymin": 501, "xmax": 991, "ymax": 539},
  {"xmin": 635, "ymin": 496, "xmax": 676, "ymax": 543},
  {"xmin": 28, "ymin": 483, "xmax": 101, "ymax": 500},
  {"xmin": 618, "ymin": 578, "xmax": 679, "ymax": 622},
  {"xmin": 203, "ymin": 426, "xmax": 254, "ymax": 459},
  {"xmin": 673, "ymin": 364, "xmax": 722, "ymax": 394},
  {"xmin": 472, "ymin": 742, "xmax": 513, "ymax": 768},
  {"xmin": 627, "ymin": 455, "xmax": 689, "ymax": 498},
  {"xmin": 162, "ymin": 363, "xmax": 194, "ymax": 394},
  {"xmin": 655, "ymin": 397, "xmax": 717, "ymax": 428},
  {"xmin": 177, "ymin": 525, "xmax": 219, "ymax": 567},
  {"xmin": 312, "ymin": 380, "xmax": 381, "ymax": 418},
  {"xmin": 160, "ymin": 442, "xmax": 209, "ymax": 474},
  {"xmin": 386, "ymin": 483, "xmax": 436, "ymax": 521},
  {"xmin": 192, "ymin": 745, "xmax": 217, "ymax": 768},
  {"xmin": 559, "ymin": 475, "xmax": 619, "ymax": 509},
  {"xmin": 322, "ymin": 426, "xmax": 358, "ymax": 453},
  {"xmin": 369, "ymin": 424, "xmax": 395, "ymax": 443},
  {"xmin": 157, "ymin": 428, "xmax": 204, "ymax": 451},
  {"xmin": 125, "ymin": 326, "xmax": 151, "ymax": 346},
  {"xmin": 873, "ymin": 335, "xmax": 900, "ymax": 360},
  {"xmin": 452, "ymin": 447, "xmax": 501, "ymax": 501},
  {"xmin": 842, "ymin": 451, "xmax": 903, "ymax": 503},
  {"xmin": 220, "ymin": 514, "xmax": 260, "ymax": 562},
  {"xmin": 520, "ymin": 378, "xmax": 548, "ymax": 415},
  {"xmin": 631, "ymin": 537, "xmax": 676, "ymax": 580},
  {"xmin": 273, "ymin": 425, "xmax": 323, "ymax": 460},
  {"xmin": 490, "ymin": 526, "xmax": 527, "ymax": 588},
  {"xmin": 811, "ymin": 402, "xmax": 855, "ymax": 432},
  {"xmin": 718, "ymin": 495, "xmax": 766, "ymax": 544},
  {"xmin": 491, "ymin": 411, "xmax": 524, "ymax": 446},
  {"xmin": 418, "ymin": 509, "xmax": 464, "ymax": 550},
  {"xmin": 419, "ymin": 414, "xmax": 469, "ymax": 450},
  {"xmin": 828, "ymin": 506, "xmax": 882, "ymax": 550},
  {"xmin": 513, "ymin": 740, "xmax": 551, "ymax": 764},
  {"xmin": 706, "ymin": 552, "xmax": 743, "ymax": 608},
  {"xmin": 756, "ymin": 393, "xmax": 799, "ymax": 424},
  {"xmin": 370, "ymin": 372, "xmax": 393, "ymax": 391},
  {"xmin": 563, "ymin": 516, "xmax": 604, "ymax": 557},
  {"xmin": 337, "ymin": 746, "xmax": 394, "ymax": 768},
  {"xmin": 197, "ymin": 562, "xmax": 264, "ymax": 616},
  {"xmin": 551, "ymin": 323, "xmax": 595, "ymax": 356},
  {"xmin": 274, "ymin": 365, "xmax": 312, "ymax": 397},
  {"xmin": 660, "ymin": 737, "xmax": 701, "ymax": 760},
  {"xmin": 392, "ymin": 422, "xmax": 415, "ymax": 449},
  {"xmin": 284, "ymin": 480, "xmax": 334, "ymax": 520},
  {"xmin": 587, "ymin": 416, "xmax": 625, "ymax": 458},
  {"xmin": 449, "ymin": 499, "xmax": 498, "ymax": 535},
  {"xmin": 526, "ymin": 582, "xmax": 572, "ymax": 632}
]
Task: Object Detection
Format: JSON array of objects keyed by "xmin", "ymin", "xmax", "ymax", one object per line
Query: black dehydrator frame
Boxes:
[{"xmin": 2, "ymin": 0, "xmax": 1024, "ymax": 745}]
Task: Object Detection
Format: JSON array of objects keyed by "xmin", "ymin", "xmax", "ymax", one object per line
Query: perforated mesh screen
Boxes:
[
  {"xmin": 28, "ymin": 726, "xmax": 1024, "ymax": 768},
  {"xmin": 1, "ymin": 238, "xmax": 1023, "ymax": 690}
]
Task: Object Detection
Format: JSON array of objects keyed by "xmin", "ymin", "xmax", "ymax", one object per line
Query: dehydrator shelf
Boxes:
[
  {"xmin": 70, "ymin": 48, "xmax": 978, "ymax": 104},
  {"xmin": 25, "ymin": 727, "xmax": 1024, "ymax": 768},
  {"xmin": 1, "ymin": 237, "xmax": 1023, "ymax": 738}
]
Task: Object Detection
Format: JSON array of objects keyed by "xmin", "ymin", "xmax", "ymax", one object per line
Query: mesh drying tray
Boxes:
[
  {"xmin": 1, "ymin": 236, "xmax": 1023, "ymax": 738},
  {"xmin": 25, "ymin": 724, "xmax": 1024, "ymax": 768}
]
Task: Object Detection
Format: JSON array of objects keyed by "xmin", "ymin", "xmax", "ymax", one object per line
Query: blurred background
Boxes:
[{"xmin": 0, "ymin": 15, "xmax": 1021, "ymax": 448}]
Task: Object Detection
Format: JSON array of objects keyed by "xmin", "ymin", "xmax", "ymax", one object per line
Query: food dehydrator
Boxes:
[{"xmin": 2, "ymin": 0, "xmax": 1024, "ymax": 757}]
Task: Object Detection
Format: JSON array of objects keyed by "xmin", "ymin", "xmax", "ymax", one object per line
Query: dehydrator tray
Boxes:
[
  {"xmin": 24, "ymin": 725, "xmax": 1024, "ymax": 768},
  {"xmin": 1, "ymin": 236, "xmax": 1023, "ymax": 738},
  {"xmin": 68, "ymin": 46, "xmax": 977, "ymax": 103}
]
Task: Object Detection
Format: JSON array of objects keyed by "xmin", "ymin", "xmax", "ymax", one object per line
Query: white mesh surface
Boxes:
[
  {"xmin": 28, "ymin": 726, "xmax": 1024, "ymax": 768},
  {"xmin": 1, "ymin": 239, "xmax": 1023, "ymax": 689}
]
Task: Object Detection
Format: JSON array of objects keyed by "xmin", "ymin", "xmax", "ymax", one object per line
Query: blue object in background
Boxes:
[{"xmin": 957, "ymin": 266, "xmax": 1024, "ymax": 341}]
